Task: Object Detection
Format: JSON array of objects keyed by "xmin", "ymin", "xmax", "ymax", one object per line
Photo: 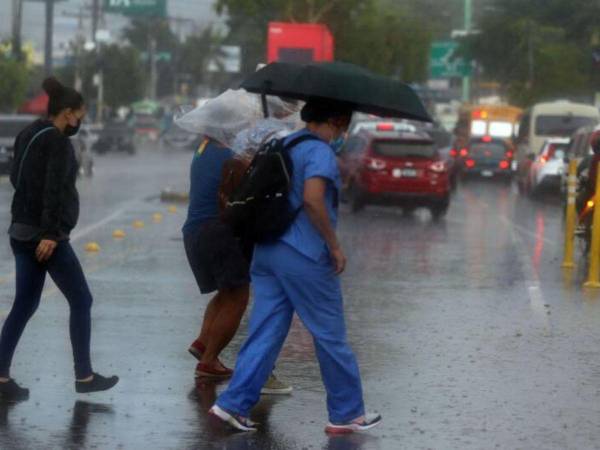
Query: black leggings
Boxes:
[{"xmin": 0, "ymin": 239, "xmax": 93, "ymax": 379}]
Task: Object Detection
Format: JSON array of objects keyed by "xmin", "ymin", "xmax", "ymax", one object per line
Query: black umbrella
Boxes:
[{"xmin": 240, "ymin": 61, "xmax": 432, "ymax": 122}]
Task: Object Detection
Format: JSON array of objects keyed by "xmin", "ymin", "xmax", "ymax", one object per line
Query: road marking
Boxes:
[
  {"xmin": 70, "ymin": 206, "xmax": 130, "ymax": 242},
  {"xmin": 499, "ymin": 216, "xmax": 556, "ymax": 247},
  {"xmin": 0, "ymin": 197, "xmax": 147, "ymax": 287}
]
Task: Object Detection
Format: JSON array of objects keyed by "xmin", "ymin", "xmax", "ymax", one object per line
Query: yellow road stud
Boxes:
[
  {"xmin": 562, "ymin": 160, "xmax": 578, "ymax": 268},
  {"xmin": 168, "ymin": 205, "xmax": 177, "ymax": 214},
  {"xmin": 585, "ymin": 162, "xmax": 600, "ymax": 288},
  {"xmin": 153, "ymin": 213, "xmax": 164, "ymax": 223},
  {"xmin": 84, "ymin": 242, "xmax": 101, "ymax": 253},
  {"xmin": 133, "ymin": 220, "xmax": 145, "ymax": 229},
  {"xmin": 112, "ymin": 229, "xmax": 126, "ymax": 239}
]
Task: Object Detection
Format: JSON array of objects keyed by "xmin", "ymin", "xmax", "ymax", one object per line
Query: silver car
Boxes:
[{"xmin": 0, "ymin": 114, "xmax": 38, "ymax": 176}]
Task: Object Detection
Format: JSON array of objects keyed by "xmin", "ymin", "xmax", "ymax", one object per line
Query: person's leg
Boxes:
[
  {"xmin": 200, "ymin": 285, "xmax": 249, "ymax": 367},
  {"xmin": 194, "ymin": 291, "xmax": 221, "ymax": 349},
  {"xmin": 277, "ymin": 246, "xmax": 365, "ymax": 424},
  {"xmin": 0, "ymin": 240, "xmax": 46, "ymax": 379},
  {"xmin": 184, "ymin": 229, "xmax": 221, "ymax": 357},
  {"xmin": 46, "ymin": 242, "xmax": 93, "ymax": 380},
  {"xmin": 216, "ymin": 245, "xmax": 293, "ymax": 417}
]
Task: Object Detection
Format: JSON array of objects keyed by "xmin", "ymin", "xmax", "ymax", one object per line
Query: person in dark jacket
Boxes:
[{"xmin": 0, "ymin": 77, "xmax": 118, "ymax": 401}]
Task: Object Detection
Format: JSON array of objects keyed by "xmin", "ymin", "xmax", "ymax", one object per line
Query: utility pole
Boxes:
[
  {"xmin": 149, "ymin": 37, "xmax": 158, "ymax": 100},
  {"xmin": 462, "ymin": 0, "xmax": 472, "ymax": 103},
  {"xmin": 92, "ymin": 0, "xmax": 99, "ymax": 43},
  {"xmin": 44, "ymin": 0, "xmax": 55, "ymax": 75},
  {"xmin": 11, "ymin": 0, "xmax": 23, "ymax": 61}
]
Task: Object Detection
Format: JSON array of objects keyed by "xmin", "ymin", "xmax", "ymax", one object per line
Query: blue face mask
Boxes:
[{"xmin": 330, "ymin": 136, "xmax": 346, "ymax": 155}]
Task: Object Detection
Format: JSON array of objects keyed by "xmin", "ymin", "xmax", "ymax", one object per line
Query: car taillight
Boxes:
[
  {"xmin": 505, "ymin": 150, "xmax": 514, "ymax": 159},
  {"xmin": 376, "ymin": 123, "xmax": 395, "ymax": 131},
  {"xmin": 460, "ymin": 148, "xmax": 469, "ymax": 157},
  {"xmin": 465, "ymin": 159, "xmax": 476, "ymax": 168},
  {"xmin": 449, "ymin": 148, "xmax": 458, "ymax": 157},
  {"xmin": 499, "ymin": 160, "xmax": 510, "ymax": 170},
  {"xmin": 429, "ymin": 161, "xmax": 446, "ymax": 173},
  {"xmin": 482, "ymin": 136, "xmax": 492, "ymax": 143},
  {"xmin": 365, "ymin": 157, "xmax": 387, "ymax": 171}
]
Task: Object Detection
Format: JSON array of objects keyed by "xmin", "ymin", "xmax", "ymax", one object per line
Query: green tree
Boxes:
[
  {"xmin": 465, "ymin": 0, "xmax": 600, "ymax": 106},
  {"xmin": 100, "ymin": 45, "xmax": 146, "ymax": 108},
  {"xmin": 0, "ymin": 54, "xmax": 29, "ymax": 112},
  {"xmin": 214, "ymin": 0, "xmax": 432, "ymax": 81},
  {"xmin": 178, "ymin": 27, "xmax": 224, "ymax": 87},
  {"xmin": 57, "ymin": 43, "xmax": 146, "ymax": 110}
]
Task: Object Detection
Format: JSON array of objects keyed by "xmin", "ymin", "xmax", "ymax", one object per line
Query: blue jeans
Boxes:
[
  {"xmin": 0, "ymin": 239, "xmax": 93, "ymax": 379},
  {"xmin": 216, "ymin": 241, "xmax": 365, "ymax": 424}
]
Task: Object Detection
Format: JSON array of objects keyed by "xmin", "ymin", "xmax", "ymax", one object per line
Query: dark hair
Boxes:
[
  {"xmin": 42, "ymin": 77, "xmax": 84, "ymax": 117},
  {"xmin": 300, "ymin": 99, "xmax": 353, "ymax": 123}
]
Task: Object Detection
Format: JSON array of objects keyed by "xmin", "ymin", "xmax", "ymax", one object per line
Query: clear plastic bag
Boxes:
[{"xmin": 174, "ymin": 89, "xmax": 302, "ymax": 153}]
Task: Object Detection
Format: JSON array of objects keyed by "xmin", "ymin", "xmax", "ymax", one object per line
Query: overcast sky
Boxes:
[{"xmin": 0, "ymin": 0, "xmax": 221, "ymax": 59}]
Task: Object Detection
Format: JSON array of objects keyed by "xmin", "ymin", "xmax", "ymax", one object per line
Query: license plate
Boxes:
[
  {"xmin": 393, "ymin": 168, "xmax": 417, "ymax": 178},
  {"xmin": 481, "ymin": 170, "xmax": 494, "ymax": 177}
]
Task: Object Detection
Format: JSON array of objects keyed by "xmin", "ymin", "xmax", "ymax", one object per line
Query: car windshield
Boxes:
[
  {"xmin": 535, "ymin": 115, "xmax": 597, "ymax": 137},
  {"xmin": 470, "ymin": 142, "xmax": 507, "ymax": 157},
  {"xmin": 543, "ymin": 142, "xmax": 569, "ymax": 158},
  {"xmin": 0, "ymin": 120, "xmax": 30, "ymax": 138},
  {"xmin": 372, "ymin": 139, "xmax": 436, "ymax": 158}
]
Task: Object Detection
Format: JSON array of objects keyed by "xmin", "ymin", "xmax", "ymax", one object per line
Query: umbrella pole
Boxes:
[{"xmin": 261, "ymin": 92, "xmax": 270, "ymax": 118}]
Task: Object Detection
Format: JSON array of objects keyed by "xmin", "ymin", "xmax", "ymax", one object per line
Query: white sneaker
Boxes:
[
  {"xmin": 209, "ymin": 404, "xmax": 258, "ymax": 432},
  {"xmin": 261, "ymin": 373, "xmax": 293, "ymax": 395},
  {"xmin": 325, "ymin": 413, "xmax": 382, "ymax": 434}
]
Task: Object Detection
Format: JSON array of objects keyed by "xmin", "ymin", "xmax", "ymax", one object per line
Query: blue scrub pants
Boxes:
[{"xmin": 216, "ymin": 241, "xmax": 365, "ymax": 424}]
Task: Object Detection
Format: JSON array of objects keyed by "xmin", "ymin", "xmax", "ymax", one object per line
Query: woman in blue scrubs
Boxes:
[{"xmin": 210, "ymin": 100, "xmax": 382, "ymax": 434}]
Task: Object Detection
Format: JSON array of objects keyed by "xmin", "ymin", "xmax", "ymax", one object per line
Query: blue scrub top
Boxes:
[
  {"xmin": 278, "ymin": 129, "xmax": 342, "ymax": 262},
  {"xmin": 183, "ymin": 139, "xmax": 234, "ymax": 235}
]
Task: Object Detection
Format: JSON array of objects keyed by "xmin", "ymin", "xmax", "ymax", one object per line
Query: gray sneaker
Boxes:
[{"xmin": 260, "ymin": 373, "xmax": 293, "ymax": 395}]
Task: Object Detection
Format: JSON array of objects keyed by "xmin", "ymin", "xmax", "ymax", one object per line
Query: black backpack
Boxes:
[{"xmin": 223, "ymin": 134, "xmax": 318, "ymax": 243}]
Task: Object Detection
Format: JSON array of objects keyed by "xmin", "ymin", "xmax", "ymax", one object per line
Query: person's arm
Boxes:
[
  {"xmin": 303, "ymin": 177, "xmax": 346, "ymax": 274},
  {"xmin": 38, "ymin": 133, "xmax": 70, "ymax": 261}
]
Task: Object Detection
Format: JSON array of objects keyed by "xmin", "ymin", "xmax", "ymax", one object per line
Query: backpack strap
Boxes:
[
  {"xmin": 16, "ymin": 127, "xmax": 55, "ymax": 189},
  {"xmin": 283, "ymin": 133, "xmax": 322, "ymax": 151}
]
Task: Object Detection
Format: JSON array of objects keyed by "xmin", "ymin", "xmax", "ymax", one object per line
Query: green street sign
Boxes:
[
  {"xmin": 104, "ymin": 0, "xmax": 167, "ymax": 17},
  {"xmin": 430, "ymin": 41, "xmax": 472, "ymax": 79}
]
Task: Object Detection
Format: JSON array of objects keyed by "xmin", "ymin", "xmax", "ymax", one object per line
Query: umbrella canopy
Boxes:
[{"xmin": 240, "ymin": 61, "xmax": 432, "ymax": 122}]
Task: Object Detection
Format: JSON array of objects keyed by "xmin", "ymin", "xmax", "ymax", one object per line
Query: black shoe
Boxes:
[
  {"xmin": 0, "ymin": 379, "xmax": 29, "ymax": 402},
  {"xmin": 75, "ymin": 373, "xmax": 119, "ymax": 394}
]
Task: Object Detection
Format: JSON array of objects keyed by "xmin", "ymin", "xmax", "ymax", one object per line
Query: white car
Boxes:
[{"xmin": 527, "ymin": 138, "xmax": 570, "ymax": 192}]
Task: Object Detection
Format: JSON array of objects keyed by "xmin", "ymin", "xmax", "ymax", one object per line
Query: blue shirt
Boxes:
[
  {"xmin": 182, "ymin": 139, "xmax": 234, "ymax": 235},
  {"xmin": 278, "ymin": 129, "xmax": 341, "ymax": 262}
]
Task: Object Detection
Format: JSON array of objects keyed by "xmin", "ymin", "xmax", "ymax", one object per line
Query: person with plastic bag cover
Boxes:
[{"xmin": 176, "ymin": 90, "xmax": 297, "ymax": 394}]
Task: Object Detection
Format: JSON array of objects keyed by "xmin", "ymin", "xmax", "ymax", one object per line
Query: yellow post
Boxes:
[
  {"xmin": 584, "ymin": 162, "xmax": 600, "ymax": 288},
  {"xmin": 562, "ymin": 160, "xmax": 578, "ymax": 268}
]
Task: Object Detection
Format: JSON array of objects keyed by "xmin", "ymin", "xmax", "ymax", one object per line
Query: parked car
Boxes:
[
  {"xmin": 92, "ymin": 119, "xmax": 136, "ymax": 155},
  {"xmin": 458, "ymin": 136, "xmax": 514, "ymax": 180},
  {"xmin": 515, "ymin": 100, "xmax": 600, "ymax": 186},
  {"xmin": 339, "ymin": 129, "xmax": 451, "ymax": 218},
  {"xmin": 160, "ymin": 125, "xmax": 202, "ymax": 152},
  {"xmin": 518, "ymin": 138, "xmax": 570, "ymax": 194},
  {"xmin": 350, "ymin": 119, "xmax": 417, "ymax": 135},
  {"xmin": 132, "ymin": 113, "xmax": 161, "ymax": 142},
  {"xmin": 71, "ymin": 132, "xmax": 94, "ymax": 177},
  {"xmin": 0, "ymin": 114, "xmax": 37, "ymax": 175}
]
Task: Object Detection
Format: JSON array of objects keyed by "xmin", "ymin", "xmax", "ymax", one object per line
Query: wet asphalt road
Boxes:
[{"xmin": 1, "ymin": 148, "xmax": 600, "ymax": 449}]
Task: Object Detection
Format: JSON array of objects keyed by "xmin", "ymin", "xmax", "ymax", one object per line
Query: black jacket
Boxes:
[{"xmin": 10, "ymin": 119, "xmax": 79, "ymax": 241}]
